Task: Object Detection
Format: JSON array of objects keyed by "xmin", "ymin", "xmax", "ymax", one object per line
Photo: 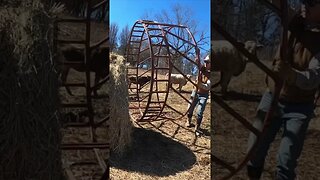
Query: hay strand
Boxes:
[{"xmin": 0, "ymin": 2, "xmax": 64, "ymax": 180}]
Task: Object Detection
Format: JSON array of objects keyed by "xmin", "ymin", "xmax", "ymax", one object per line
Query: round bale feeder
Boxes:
[{"xmin": 126, "ymin": 20, "xmax": 202, "ymax": 122}]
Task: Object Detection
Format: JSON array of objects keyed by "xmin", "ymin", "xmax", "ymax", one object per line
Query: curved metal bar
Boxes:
[
  {"xmin": 212, "ymin": 0, "xmax": 289, "ymax": 179},
  {"xmin": 126, "ymin": 20, "xmax": 202, "ymax": 121},
  {"xmin": 141, "ymin": 21, "xmax": 157, "ymax": 120},
  {"xmin": 126, "ymin": 21, "xmax": 146, "ymax": 118},
  {"xmin": 162, "ymin": 24, "xmax": 202, "ymax": 119}
]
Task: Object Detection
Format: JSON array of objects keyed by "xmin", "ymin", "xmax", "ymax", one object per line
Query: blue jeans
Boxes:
[
  {"xmin": 247, "ymin": 90, "xmax": 314, "ymax": 180},
  {"xmin": 187, "ymin": 90, "xmax": 209, "ymax": 125}
]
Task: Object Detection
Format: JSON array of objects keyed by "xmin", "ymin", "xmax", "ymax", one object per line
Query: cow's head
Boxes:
[
  {"xmin": 92, "ymin": 47, "xmax": 109, "ymax": 78},
  {"xmin": 244, "ymin": 41, "xmax": 263, "ymax": 56},
  {"xmin": 139, "ymin": 75, "xmax": 152, "ymax": 86},
  {"xmin": 146, "ymin": 75, "xmax": 152, "ymax": 81},
  {"xmin": 239, "ymin": 41, "xmax": 263, "ymax": 62}
]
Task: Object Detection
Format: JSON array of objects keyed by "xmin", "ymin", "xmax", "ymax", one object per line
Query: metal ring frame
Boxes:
[
  {"xmin": 53, "ymin": 0, "xmax": 110, "ymax": 179},
  {"xmin": 212, "ymin": 0, "xmax": 289, "ymax": 179},
  {"xmin": 126, "ymin": 20, "xmax": 202, "ymax": 122}
]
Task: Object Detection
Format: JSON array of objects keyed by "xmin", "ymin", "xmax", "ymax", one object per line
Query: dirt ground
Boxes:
[
  {"xmin": 59, "ymin": 68, "xmax": 210, "ymax": 180},
  {"xmin": 109, "ymin": 119, "xmax": 211, "ymax": 180},
  {"xmin": 59, "ymin": 69, "xmax": 110, "ymax": 180},
  {"xmin": 56, "ymin": 17, "xmax": 210, "ymax": 179},
  {"xmin": 110, "ymin": 70, "xmax": 211, "ymax": 180},
  {"xmin": 212, "ymin": 60, "xmax": 320, "ymax": 179},
  {"xmin": 55, "ymin": 18, "xmax": 111, "ymax": 180}
]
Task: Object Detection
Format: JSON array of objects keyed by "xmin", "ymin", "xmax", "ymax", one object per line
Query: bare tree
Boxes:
[
  {"xmin": 49, "ymin": 0, "xmax": 108, "ymax": 21},
  {"xmin": 144, "ymin": 3, "xmax": 209, "ymax": 74},
  {"xmin": 109, "ymin": 22, "xmax": 119, "ymax": 52},
  {"xmin": 155, "ymin": 4, "xmax": 208, "ymax": 51},
  {"xmin": 118, "ymin": 24, "xmax": 130, "ymax": 55},
  {"xmin": 213, "ymin": 0, "xmax": 302, "ymax": 45}
]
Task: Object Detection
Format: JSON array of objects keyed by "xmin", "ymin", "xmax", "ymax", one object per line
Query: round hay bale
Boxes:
[
  {"xmin": 0, "ymin": 3, "xmax": 64, "ymax": 180},
  {"xmin": 107, "ymin": 53, "xmax": 133, "ymax": 154}
]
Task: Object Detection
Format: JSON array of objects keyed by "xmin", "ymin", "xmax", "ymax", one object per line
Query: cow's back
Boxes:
[{"xmin": 212, "ymin": 40, "xmax": 245, "ymax": 76}]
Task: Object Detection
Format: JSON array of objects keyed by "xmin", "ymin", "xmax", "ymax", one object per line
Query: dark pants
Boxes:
[{"xmin": 247, "ymin": 90, "xmax": 314, "ymax": 180}]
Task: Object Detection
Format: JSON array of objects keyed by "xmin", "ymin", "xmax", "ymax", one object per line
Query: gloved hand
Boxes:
[{"xmin": 273, "ymin": 60, "xmax": 297, "ymax": 85}]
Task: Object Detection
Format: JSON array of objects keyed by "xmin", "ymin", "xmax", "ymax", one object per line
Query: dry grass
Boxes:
[
  {"xmin": 212, "ymin": 60, "xmax": 320, "ymax": 179},
  {"xmin": 110, "ymin": 57, "xmax": 211, "ymax": 179},
  {"xmin": 59, "ymin": 70, "xmax": 110, "ymax": 180},
  {"xmin": 56, "ymin": 13, "xmax": 111, "ymax": 180},
  {"xmin": 0, "ymin": 2, "xmax": 64, "ymax": 179},
  {"xmin": 59, "ymin": 51, "xmax": 210, "ymax": 179}
]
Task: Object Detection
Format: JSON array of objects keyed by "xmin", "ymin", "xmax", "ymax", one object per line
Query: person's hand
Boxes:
[
  {"xmin": 200, "ymin": 65, "xmax": 206, "ymax": 73},
  {"xmin": 197, "ymin": 78, "xmax": 206, "ymax": 87},
  {"xmin": 273, "ymin": 60, "xmax": 297, "ymax": 85}
]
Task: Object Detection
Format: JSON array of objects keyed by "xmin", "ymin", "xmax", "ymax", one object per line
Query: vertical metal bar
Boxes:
[
  {"xmin": 136, "ymin": 23, "xmax": 145, "ymax": 112},
  {"xmin": 141, "ymin": 22, "xmax": 156, "ymax": 121},
  {"xmin": 99, "ymin": 159, "xmax": 110, "ymax": 180},
  {"xmin": 56, "ymin": 1, "xmax": 110, "ymax": 179},
  {"xmin": 126, "ymin": 22, "xmax": 146, "ymax": 115},
  {"xmin": 158, "ymin": 24, "xmax": 174, "ymax": 121},
  {"xmin": 185, "ymin": 27, "xmax": 201, "ymax": 89},
  {"xmin": 53, "ymin": 20, "xmax": 58, "ymax": 63},
  {"xmin": 85, "ymin": 0, "xmax": 95, "ymax": 142}
]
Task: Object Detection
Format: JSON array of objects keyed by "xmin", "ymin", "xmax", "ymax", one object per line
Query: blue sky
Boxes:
[{"xmin": 110, "ymin": 0, "xmax": 210, "ymax": 53}]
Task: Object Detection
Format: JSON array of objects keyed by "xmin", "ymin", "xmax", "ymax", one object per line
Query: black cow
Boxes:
[
  {"xmin": 58, "ymin": 44, "xmax": 109, "ymax": 96},
  {"xmin": 128, "ymin": 75, "xmax": 152, "ymax": 90}
]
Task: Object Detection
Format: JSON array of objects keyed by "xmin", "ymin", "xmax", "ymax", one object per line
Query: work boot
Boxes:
[
  {"xmin": 185, "ymin": 117, "xmax": 192, "ymax": 127},
  {"xmin": 194, "ymin": 124, "xmax": 203, "ymax": 136}
]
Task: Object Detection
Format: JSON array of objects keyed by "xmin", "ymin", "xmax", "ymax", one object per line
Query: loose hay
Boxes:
[
  {"xmin": 107, "ymin": 53, "xmax": 133, "ymax": 154},
  {"xmin": 0, "ymin": 2, "xmax": 64, "ymax": 180}
]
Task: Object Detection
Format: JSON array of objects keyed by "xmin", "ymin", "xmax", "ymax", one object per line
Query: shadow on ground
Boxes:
[
  {"xmin": 213, "ymin": 90, "xmax": 261, "ymax": 102},
  {"xmin": 109, "ymin": 127, "xmax": 196, "ymax": 177}
]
